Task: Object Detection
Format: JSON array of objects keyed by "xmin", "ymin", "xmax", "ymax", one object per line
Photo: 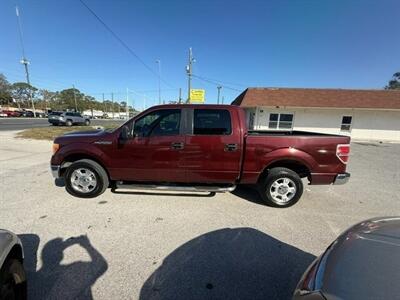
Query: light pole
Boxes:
[
  {"xmin": 16, "ymin": 6, "xmax": 36, "ymax": 117},
  {"xmin": 126, "ymin": 88, "xmax": 129, "ymax": 120},
  {"xmin": 186, "ymin": 47, "xmax": 195, "ymax": 103},
  {"xmin": 217, "ymin": 86, "xmax": 222, "ymax": 104},
  {"xmin": 72, "ymin": 84, "xmax": 78, "ymax": 112},
  {"xmin": 156, "ymin": 59, "xmax": 161, "ymax": 104}
]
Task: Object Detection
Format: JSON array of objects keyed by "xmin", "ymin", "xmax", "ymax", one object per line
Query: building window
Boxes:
[
  {"xmin": 268, "ymin": 113, "xmax": 294, "ymax": 129},
  {"xmin": 340, "ymin": 116, "xmax": 352, "ymax": 132}
]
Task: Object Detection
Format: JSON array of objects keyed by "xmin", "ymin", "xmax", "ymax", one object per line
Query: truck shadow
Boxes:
[
  {"xmin": 19, "ymin": 233, "xmax": 108, "ymax": 299},
  {"xmin": 54, "ymin": 177, "xmax": 65, "ymax": 187},
  {"xmin": 231, "ymin": 185, "xmax": 265, "ymax": 205},
  {"xmin": 139, "ymin": 227, "xmax": 315, "ymax": 300}
]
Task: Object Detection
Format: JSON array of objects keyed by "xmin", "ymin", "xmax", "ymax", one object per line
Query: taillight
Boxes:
[{"xmin": 336, "ymin": 144, "xmax": 350, "ymax": 164}]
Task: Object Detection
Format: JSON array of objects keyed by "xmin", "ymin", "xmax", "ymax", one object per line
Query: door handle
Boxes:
[
  {"xmin": 224, "ymin": 143, "xmax": 238, "ymax": 152},
  {"xmin": 171, "ymin": 142, "xmax": 184, "ymax": 150}
]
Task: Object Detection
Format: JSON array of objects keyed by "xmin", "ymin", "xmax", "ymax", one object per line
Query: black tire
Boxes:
[
  {"xmin": 84, "ymin": 119, "xmax": 90, "ymax": 126},
  {"xmin": 0, "ymin": 258, "xmax": 27, "ymax": 300},
  {"xmin": 258, "ymin": 167, "xmax": 303, "ymax": 208},
  {"xmin": 64, "ymin": 159, "xmax": 109, "ymax": 198},
  {"xmin": 66, "ymin": 119, "xmax": 73, "ymax": 127}
]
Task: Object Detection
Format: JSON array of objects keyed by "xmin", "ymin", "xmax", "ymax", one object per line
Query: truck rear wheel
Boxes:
[
  {"xmin": 258, "ymin": 167, "xmax": 303, "ymax": 208},
  {"xmin": 64, "ymin": 159, "xmax": 109, "ymax": 198}
]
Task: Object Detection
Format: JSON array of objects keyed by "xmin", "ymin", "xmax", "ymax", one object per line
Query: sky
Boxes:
[{"xmin": 1, "ymin": 0, "xmax": 399, "ymax": 109}]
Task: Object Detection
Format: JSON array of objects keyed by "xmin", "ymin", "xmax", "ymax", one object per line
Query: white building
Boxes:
[{"xmin": 232, "ymin": 88, "xmax": 400, "ymax": 142}]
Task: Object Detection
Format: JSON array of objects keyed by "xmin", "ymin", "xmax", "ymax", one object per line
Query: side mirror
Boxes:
[{"xmin": 119, "ymin": 125, "xmax": 130, "ymax": 142}]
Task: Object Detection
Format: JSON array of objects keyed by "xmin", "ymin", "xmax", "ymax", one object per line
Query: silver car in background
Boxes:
[
  {"xmin": 48, "ymin": 111, "xmax": 91, "ymax": 127},
  {"xmin": 293, "ymin": 217, "xmax": 400, "ymax": 300},
  {"xmin": 0, "ymin": 229, "xmax": 26, "ymax": 300}
]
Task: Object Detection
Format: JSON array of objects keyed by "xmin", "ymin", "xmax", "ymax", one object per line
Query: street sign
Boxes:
[{"xmin": 189, "ymin": 89, "xmax": 205, "ymax": 103}]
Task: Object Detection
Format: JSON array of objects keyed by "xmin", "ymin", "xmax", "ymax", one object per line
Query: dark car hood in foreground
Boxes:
[{"xmin": 321, "ymin": 217, "xmax": 400, "ymax": 300}]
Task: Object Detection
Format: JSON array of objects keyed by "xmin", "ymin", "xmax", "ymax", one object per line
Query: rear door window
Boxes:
[{"xmin": 193, "ymin": 109, "xmax": 232, "ymax": 135}]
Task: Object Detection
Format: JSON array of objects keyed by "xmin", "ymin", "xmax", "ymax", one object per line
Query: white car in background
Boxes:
[{"xmin": 0, "ymin": 229, "xmax": 26, "ymax": 299}]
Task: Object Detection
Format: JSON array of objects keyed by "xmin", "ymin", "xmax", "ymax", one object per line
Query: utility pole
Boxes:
[
  {"xmin": 126, "ymin": 88, "xmax": 129, "ymax": 120},
  {"xmin": 102, "ymin": 93, "xmax": 106, "ymax": 115},
  {"xmin": 72, "ymin": 84, "xmax": 78, "ymax": 112},
  {"xmin": 178, "ymin": 88, "xmax": 182, "ymax": 104},
  {"xmin": 222, "ymin": 96, "xmax": 225, "ymax": 104},
  {"xmin": 186, "ymin": 47, "xmax": 195, "ymax": 103},
  {"xmin": 217, "ymin": 86, "xmax": 222, "ymax": 104},
  {"xmin": 111, "ymin": 92, "xmax": 114, "ymax": 119},
  {"xmin": 16, "ymin": 6, "xmax": 36, "ymax": 117},
  {"xmin": 156, "ymin": 59, "xmax": 161, "ymax": 104}
]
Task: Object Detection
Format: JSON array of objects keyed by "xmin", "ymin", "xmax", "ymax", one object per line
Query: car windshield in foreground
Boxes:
[{"xmin": 49, "ymin": 112, "xmax": 63, "ymax": 116}]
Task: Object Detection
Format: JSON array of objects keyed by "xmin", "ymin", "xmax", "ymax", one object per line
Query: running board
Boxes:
[{"xmin": 115, "ymin": 182, "xmax": 236, "ymax": 193}]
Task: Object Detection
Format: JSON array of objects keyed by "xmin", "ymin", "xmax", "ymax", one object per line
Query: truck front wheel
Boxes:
[
  {"xmin": 64, "ymin": 159, "xmax": 109, "ymax": 198},
  {"xmin": 258, "ymin": 167, "xmax": 303, "ymax": 208}
]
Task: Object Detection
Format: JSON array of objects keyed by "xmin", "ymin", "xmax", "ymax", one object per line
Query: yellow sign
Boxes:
[{"xmin": 189, "ymin": 89, "xmax": 205, "ymax": 103}]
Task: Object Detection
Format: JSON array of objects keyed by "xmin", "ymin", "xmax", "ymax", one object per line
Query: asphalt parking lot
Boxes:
[
  {"xmin": 0, "ymin": 118, "xmax": 124, "ymax": 131},
  {"xmin": 1, "ymin": 131, "xmax": 399, "ymax": 299}
]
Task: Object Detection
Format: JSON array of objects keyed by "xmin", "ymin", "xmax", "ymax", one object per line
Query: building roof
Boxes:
[{"xmin": 231, "ymin": 87, "xmax": 400, "ymax": 110}]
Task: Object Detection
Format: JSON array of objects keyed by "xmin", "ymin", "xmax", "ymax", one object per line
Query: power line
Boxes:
[
  {"xmin": 79, "ymin": 0, "xmax": 174, "ymax": 88},
  {"xmin": 192, "ymin": 74, "xmax": 243, "ymax": 92},
  {"xmin": 193, "ymin": 74, "xmax": 247, "ymax": 88}
]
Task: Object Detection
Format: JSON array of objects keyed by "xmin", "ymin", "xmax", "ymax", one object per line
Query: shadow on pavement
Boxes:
[
  {"xmin": 19, "ymin": 234, "xmax": 107, "ymax": 299},
  {"xmin": 139, "ymin": 227, "xmax": 315, "ymax": 300},
  {"xmin": 231, "ymin": 185, "xmax": 265, "ymax": 205},
  {"xmin": 54, "ymin": 178, "xmax": 65, "ymax": 187}
]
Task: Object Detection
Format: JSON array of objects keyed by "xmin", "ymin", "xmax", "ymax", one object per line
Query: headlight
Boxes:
[{"xmin": 52, "ymin": 143, "xmax": 60, "ymax": 154}]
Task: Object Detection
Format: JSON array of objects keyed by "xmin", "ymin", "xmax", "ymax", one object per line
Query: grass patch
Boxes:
[{"xmin": 17, "ymin": 123, "xmax": 121, "ymax": 141}]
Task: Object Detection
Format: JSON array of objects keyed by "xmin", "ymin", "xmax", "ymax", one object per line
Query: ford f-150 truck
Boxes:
[{"xmin": 51, "ymin": 104, "xmax": 350, "ymax": 207}]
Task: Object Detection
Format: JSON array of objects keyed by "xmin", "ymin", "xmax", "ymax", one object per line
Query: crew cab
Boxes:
[{"xmin": 51, "ymin": 104, "xmax": 350, "ymax": 207}]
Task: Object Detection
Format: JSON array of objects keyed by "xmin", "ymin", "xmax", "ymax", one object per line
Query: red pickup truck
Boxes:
[{"xmin": 51, "ymin": 104, "xmax": 350, "ymax": 207}]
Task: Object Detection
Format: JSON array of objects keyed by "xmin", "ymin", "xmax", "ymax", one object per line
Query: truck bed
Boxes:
[{"xmin": 241, "ymin": 130, "xmax": 350, "ymax": 185}]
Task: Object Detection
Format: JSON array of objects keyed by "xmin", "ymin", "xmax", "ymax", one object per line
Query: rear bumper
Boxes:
[
  {"xmin": 51, "ymin": 165, "xmax": 61, "ymax": 178},
  {"xmin": 333, "ymin": 172, "xmax": 351, "ymax": 185}
]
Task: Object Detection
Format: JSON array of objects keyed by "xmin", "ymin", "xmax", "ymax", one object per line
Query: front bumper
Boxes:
[
  {"xmin": 51, "ymin": 165, "xmax": 61, "ymax": 178},
  {"xmin": 333, "ymin": 172, "xmax": 350, "ymax": 185}
]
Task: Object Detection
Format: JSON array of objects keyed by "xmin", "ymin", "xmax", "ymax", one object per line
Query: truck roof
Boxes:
[{"xmin": 147, "ymin": 104, "xmax": 238, "ymax": 110}]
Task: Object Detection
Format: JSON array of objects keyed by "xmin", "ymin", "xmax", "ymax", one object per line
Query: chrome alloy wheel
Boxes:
[
  {"xmin": 70, "ymin": 168, "xmax": 97, "ymax": 193},
  {"xmin": 269, "ymin": 177, "xmax": 297, "ymax": 204}
]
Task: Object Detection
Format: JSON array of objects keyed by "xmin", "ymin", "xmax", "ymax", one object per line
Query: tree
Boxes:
[
  {"xmin": 38, "ymin": 89, "xmax": 57, "ymax": 110},
  {"xmin": 58, "ymin": 88, "xmax": 84, "ymax": 111},
  {"xmin": 11, "ymin": 82, "xmax": 38, "ymax": 109},
  {"xmin": 0, "ymin": 74, "xmax": 12, "ymax": 106},
  {"xmin": 385, "ymin": 72, "xmax": 400, "ymax": 90}
]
